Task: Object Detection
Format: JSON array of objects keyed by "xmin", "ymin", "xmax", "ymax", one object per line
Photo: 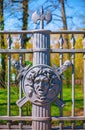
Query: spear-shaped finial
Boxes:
[{"xmin": 32, "ymin": 6, "xmax": 52, "ymax": 29}]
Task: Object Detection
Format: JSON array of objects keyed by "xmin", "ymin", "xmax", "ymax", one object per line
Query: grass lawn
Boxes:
[{"xmin": 0, "ymin": 84, "xmax": 84, "ymax": 117}]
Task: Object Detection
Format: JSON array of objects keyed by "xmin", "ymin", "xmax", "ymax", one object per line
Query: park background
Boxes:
[{"xmin": 0, "ymin": 0, "xmax": 85, "ymax": 120}]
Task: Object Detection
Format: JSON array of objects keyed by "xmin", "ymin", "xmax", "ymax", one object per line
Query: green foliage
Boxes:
[
  {"xmin": 64, "ymin": 69, "xmax": 72, "ymax": 87},
  {"xmin": 75, "ymin": 36, "xmax": 83, "ymax": 79},
  {"xmin": 0, "ymin": 84, "xmax": 83, "ymax": 116},
  {"xmin": 51, "ymin": 84, "xmax": 83, "ymax": 117},
  {"xmin": 24, "ymin": 60, "xmax": 32, "ymax": 66}
]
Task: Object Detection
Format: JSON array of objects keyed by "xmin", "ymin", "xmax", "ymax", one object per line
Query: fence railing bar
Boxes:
[
  {"xmin": 0, "ymin": 30, "xmax": 51, "ymax": 34},
  {"xmin": 0, "ymin": 30, "xmax": 34, "ymax": 34},
  {"xmin": 0, "ymin": 116, "xmax": 85, "ymax": 121},
  {"xmin": 52, "ymin": 116, "xmax": 85, "ymax": 121},
  {"xmin": 0, "ymin": 49, "xmax": 33, "ymax": 53},
  {"xmin": 0, "ymin": 49, "xmax": 85, "ymax": 54},
  {"xmin": 0, "ymin": 116, "xmax": 32, "ymax": 121},
  {"xmin": 51, "ymin": 30, "xmax": 85, "ymax": 34},
  {"xmin": 0, "ymin": 30, "xmax": 85, "ymax": 34},
  {"xmin": 51, "ymin": 49, "xmax": 85, "ymax": 53},
  {"xmin": 0, "ymin": 125, "xmax": 83, "ymax": 130}
]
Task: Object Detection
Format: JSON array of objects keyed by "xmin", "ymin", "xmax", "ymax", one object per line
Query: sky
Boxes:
[{"xmin": 4, "ymin": 0, "xmax": 85, "ymax": 31}]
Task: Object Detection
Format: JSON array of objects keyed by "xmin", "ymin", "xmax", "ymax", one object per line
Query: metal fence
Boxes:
[{"xmin": 0, "ymin": 30, "xmax": 85, "ymax": 130}]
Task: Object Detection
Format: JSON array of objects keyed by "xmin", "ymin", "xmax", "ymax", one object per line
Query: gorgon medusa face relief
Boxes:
[
  {"xmin": 23, "ymin": 65, "xmax": 61, "ymax": 105},
  {"xmin": 34, "ymin": 75, "xmax": 49, "ymax": 100}
]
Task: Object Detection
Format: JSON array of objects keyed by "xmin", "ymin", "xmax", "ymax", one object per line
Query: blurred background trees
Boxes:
[{"xmin": 0, "ymin": 0, "xmax": 85, "ymax": 87}]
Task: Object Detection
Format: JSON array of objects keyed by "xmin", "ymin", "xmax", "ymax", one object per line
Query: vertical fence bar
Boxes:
[
  {"xmin": 19, "ymin": 34, "xmax": 23, "ymax": 117},
  {"xmin": 40, "ymin": 6, "xmax": 44, "ymax": 29},
  {"xmin": 7, "ymin": 34, "xmax": 12, "ymax": 116},
  {"xmin": 59, "ymin": 122, "xmax": 63, "ymax": 130},
  {"xmin": 70, "ymin": 34, "xmax": 75, "ymax": 117},
  {"xmin": 59, "ymin": 34, "xmax": 63, "ymax": 116},
  {"xmin": 82, "ymin": 35, "xmax": 85, "ymax": 116},
  {"xmin": 71, "ymin": 121, "xmax": 75, "ymax": 130},
  {"xmin": 18, "ymin": 34, "xmax": 23, "ymax": 129}
]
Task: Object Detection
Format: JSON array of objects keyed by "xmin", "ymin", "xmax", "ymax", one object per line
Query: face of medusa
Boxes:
[{"xmin": 34, "ymin": 75, "xmax": 49, "ymax": 99}]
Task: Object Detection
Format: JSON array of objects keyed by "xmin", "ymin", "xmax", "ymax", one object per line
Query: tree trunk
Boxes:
[
  {"xmin": 60, "ymin": 0, "xmax": 67, "ymax": 30},
  {"xmin": 22, "ymin": 0, "xmax": 28, "ymax": 46},
  {"xmin": 0, "ymin": 0, "xmax": 6, "ymax": 88},
  {"xmin": 22, "ymin": 0, "xmax": 29, "ymax": 63},
  {"xmin": 60, "ymin": 0, "xmax": 69, "ymax": 49},
  {"xmin": 60, "ymin": 0, "xmax": 70, "ymax": 87}
]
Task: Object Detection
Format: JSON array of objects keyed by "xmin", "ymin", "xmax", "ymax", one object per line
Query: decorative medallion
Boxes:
[{"xmin": 22, "ymin": 65, "xmax": 61, "ymax": 105}]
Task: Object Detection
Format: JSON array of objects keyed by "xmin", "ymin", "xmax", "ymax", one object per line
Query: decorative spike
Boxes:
[
  {"xmin": 16, "ymin": 96, "xmax": 29, "ymax": 107},
  {"xmin": 32, "ymin": 11, "xmax": 40, "ymax": 24},
  {"xmin": 32, "ymin": 6, "xmax": 52, "ymax": 29},
  {"xmin": 45, "ymin": 11, "xmax": 52, "ymax": 24},
  {"xmin": 7, "ymin": 35, "xmax": 12, "ymax": 49},
  {"xmin": 19, "ymin": 34, "xmax": 24, "ymax": 49},
  {"xmin": 12, "ymin": 60, "xmax": 31, "ymax": 81},
  {"xmin": 12, "ymin": 60, "xmax": 23, "ymax": 71},
  {"xmin": 19, "ymin": 34, "xmax": 23, "ymax": 64},
  {"xmin": 61, "ymin": 74, "xmax": 65, "ymax": 79},
  {"xmin": 58, "ymin": 35, "xmax": 64, "ymax": 49},
  {"xmin": 59, "ymin": 60, "xmax": 72, "ymax": 74},
  {"xmin": 40, "ymin": 6, "xmax": 44, "ymax": 16},
  {"xmin": 55, "ymin": 98, "xmax": 65, "ymax": 108},
  {"xmin": 82, "ymin": 34, "xmax": 85, "ymax": 49},
  {"xmin": 70, "ymin": 34, "xmax": 75, "ymax": 49},
  {"xmin": 53, "ymin": 60, "xmax": 72, "ymax": 76},
  {"xmin": 52, "ymin": 64, "xmax": 59, "ymax": 70}
]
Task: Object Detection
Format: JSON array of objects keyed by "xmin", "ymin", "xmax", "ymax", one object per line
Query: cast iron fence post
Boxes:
[
  {"xmin": 32, "ymin": 30, "xmax": 51, "ymax": 130},
  {"xmin": 32, "ymin": 6, "xmax": 51, "ymax": 130}
]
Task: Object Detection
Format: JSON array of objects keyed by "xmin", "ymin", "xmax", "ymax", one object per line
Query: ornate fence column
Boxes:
[
  {"xmin": 32, "ymin": 6, "xmax": 52, "ymax": 130},
  {"xmin": 32, "ymin": 30, "xmax": 51, "ymax": 130}
]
